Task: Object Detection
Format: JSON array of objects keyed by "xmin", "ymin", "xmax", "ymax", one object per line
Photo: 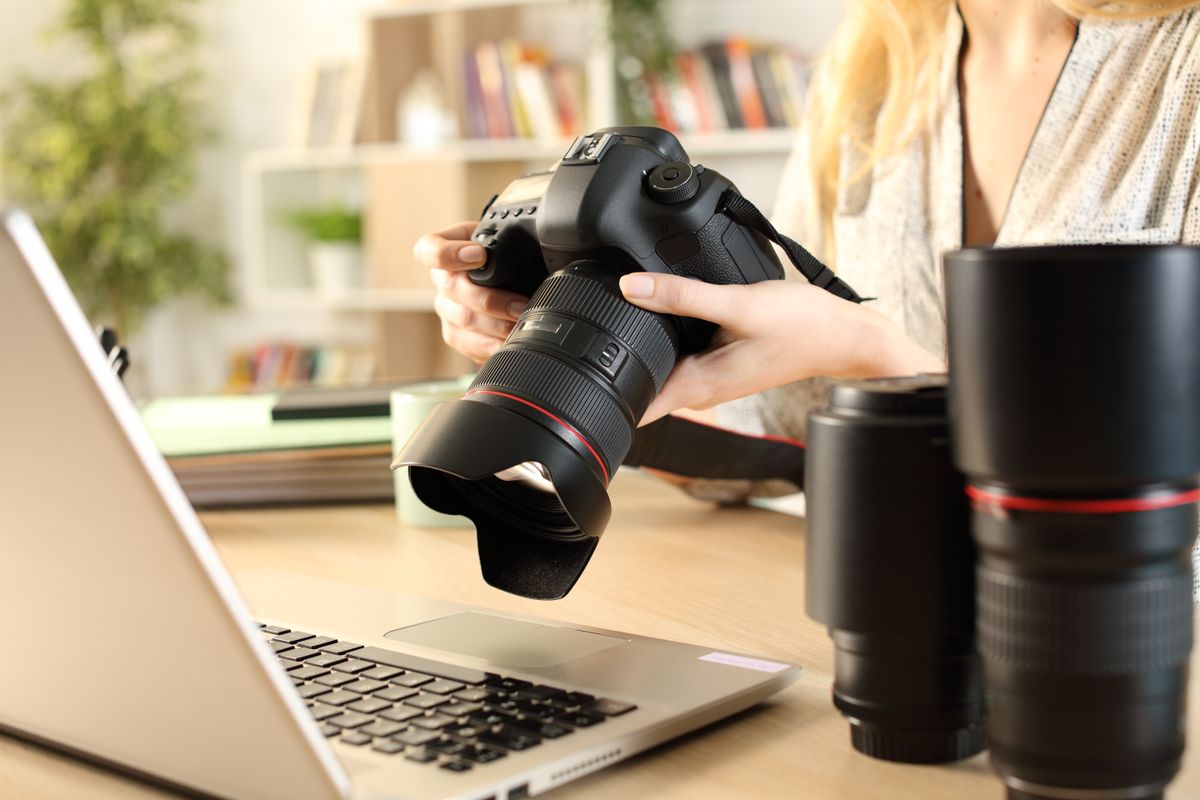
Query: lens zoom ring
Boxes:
[
  {"xmin": 528, "ymin": 272, "xmax": 677, "ymax": 390},
  {"xmin": 977, "ymin": 567, "xmax": 1194, "ymax": 675},
  {"xmin": 472, "ymin": 347, "xmax": 632, "ymax": 470}
]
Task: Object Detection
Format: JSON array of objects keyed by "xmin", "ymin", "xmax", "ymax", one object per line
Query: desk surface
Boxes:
[{"xmin": 1, "ymin": 470, "xmax": 1198, "ymax": 799}]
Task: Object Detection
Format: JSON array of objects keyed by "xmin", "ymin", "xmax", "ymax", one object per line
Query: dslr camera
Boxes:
[{"xmin": 395, "ymin": 126, "xmax": 860, "ymax": 600}]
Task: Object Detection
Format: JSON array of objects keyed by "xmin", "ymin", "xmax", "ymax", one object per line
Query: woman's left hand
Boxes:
[{"xmin": 619, "ymin": 272, "xmax": 945, "ymax": 425}]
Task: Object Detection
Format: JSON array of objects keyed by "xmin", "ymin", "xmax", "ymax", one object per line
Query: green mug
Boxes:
[{"xmin": 390, "ymin": 377, "xmax": 473, "ymax": 528}]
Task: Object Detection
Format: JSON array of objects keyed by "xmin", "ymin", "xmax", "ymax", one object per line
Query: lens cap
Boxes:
[{"xmin": 828, "ymin": 374, "xmax": 948, "ymax": 416}]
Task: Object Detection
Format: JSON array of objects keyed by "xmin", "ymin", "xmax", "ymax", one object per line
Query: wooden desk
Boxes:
[{"xmin": 1, "ymin": 470, "xmax": 1197, "ymax": 799}]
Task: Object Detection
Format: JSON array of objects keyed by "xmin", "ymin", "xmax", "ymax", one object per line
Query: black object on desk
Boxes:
[{"xmin": 271, "ymin": 385, "xmax": 401, "ymax": 421}]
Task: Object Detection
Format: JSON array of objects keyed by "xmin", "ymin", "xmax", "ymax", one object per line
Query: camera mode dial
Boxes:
[{"xmin": 646, "ymin": 161, "xmax": 701, "ymax": 204}]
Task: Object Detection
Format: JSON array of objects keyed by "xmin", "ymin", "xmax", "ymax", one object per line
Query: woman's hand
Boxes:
[
  {"xmin": 413, "ymin": 221, "xmax": 529, "ymax": 364},
  {"xmin": 619, "ymin": 273, "xmax": 945, "ymax": 425}
]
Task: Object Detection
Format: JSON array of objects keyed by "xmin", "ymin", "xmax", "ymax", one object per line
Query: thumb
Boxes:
[{"xmin": 619, "ymin": 272, "xmax": 746, "ymax": 327}]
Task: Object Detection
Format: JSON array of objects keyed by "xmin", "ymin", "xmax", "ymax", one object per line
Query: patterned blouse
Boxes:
[{"xmin": 700, "ymin": 8, "xmax": 1200, "ymax": 593}]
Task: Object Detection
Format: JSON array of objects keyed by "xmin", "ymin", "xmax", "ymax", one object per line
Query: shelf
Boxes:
[
  {"xmin": 246, "ymin": 129, "xmax": 800, "ymax": 173},
  {"xmin": 246, "ymin": 288, "xmax": 437, "ymax": 312}
]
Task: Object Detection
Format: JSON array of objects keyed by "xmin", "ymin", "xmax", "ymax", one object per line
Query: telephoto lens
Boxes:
[
  {"xmin": 946, "ymin": 246, "xmax": 1200, "ymax": 800},
  {"xmin": 805, "ymin": 375, "xmax": 986, "ymax": 763}
]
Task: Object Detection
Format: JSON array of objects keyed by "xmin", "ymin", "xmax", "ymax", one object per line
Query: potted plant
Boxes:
[
  {"xmin": 1, "ymin": 0, "xmax": 229, "ymax": 336},
  {"xmin": 283, "ymin": 204, "xmax": 365, "ymax": 297}
]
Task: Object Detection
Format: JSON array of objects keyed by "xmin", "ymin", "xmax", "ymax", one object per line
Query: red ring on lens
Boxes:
[
  {"xmin": 465, "ymin": 389, "xmax": 610, "ymax": 484},
  {"xmin": 966, "ymin": 484, "xmax": 1200, "ymax": 515}
]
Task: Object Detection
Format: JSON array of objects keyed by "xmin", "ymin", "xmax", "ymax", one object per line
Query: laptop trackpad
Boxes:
[{"xmin": 384, "ymin": 612, "xmax": 627, "ymax": 669}]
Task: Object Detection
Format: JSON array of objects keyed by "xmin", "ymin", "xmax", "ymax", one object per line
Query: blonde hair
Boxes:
[{"xmin": 808, "ymin": 0, "xmax": 1200, "ymax": 247}]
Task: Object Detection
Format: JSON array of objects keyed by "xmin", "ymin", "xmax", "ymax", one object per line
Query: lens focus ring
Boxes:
[
  {"xmin": 977, "ymin": 567, "xmax": 1194, "ymax": 675},
  {"xmin": 472, "ymin": 347, "xmax": 632, "ymax": 473},
  {"xmin": 527, "ymin": 270, "xmax": 677, "ymax": 391}
]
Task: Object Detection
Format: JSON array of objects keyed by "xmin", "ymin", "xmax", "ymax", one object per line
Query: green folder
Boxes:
[{"xmin": 141, "ymin": 394, "xmax": 392, "ymax": 458}]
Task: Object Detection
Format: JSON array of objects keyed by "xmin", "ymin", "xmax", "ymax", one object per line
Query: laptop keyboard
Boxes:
[{"xmin": 259, "ymin": 623, "xmax": 638, "ymax": 774}]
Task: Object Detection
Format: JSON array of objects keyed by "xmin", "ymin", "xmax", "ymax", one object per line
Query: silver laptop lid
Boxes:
[{"xmin": 0, "ymin": 211, "xmax": 350, "ymax": 800}]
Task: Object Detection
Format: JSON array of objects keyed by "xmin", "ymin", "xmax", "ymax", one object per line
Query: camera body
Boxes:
[{"xmin": 467, "ymin": 126, "xmax": 785, "ymax": 350}]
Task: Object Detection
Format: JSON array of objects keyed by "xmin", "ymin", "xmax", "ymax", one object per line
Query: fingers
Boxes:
[
  {"xmin": 619, "ymin": 272, "xmax": 749, "ymax": 328},
  {"xmin": 413, "ymin": 221, "xmax": 488, "ymax": 272},
  {"xmin": 638, "ymin": 342, "xmax": 762, "ymax": 425},
  {"xmin": 434, "ymin": 294, "xmax": 515, "ymax": 340},
  {"xmin": 437, "ymin": 271, "xmax": 528, "ymax": 322},
  {"xmin": 440, "ymin": 319, "xmax": 505, "ymax": 365}
]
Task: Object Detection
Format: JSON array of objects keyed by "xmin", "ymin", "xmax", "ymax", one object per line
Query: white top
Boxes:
[{"xmin": 705, "ymin": 8, "xmax": 1200, "ymax": 591}]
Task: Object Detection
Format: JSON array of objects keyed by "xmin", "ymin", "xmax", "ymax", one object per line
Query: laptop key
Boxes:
[
  {"xmin": 327, "ymin": 711, "xmax": 373, "ymax": 729},
  {"xmin": 289, "ymin": 665, "xmax": 329, "ymax": 682},
  {"xmin": 405, "ymin": 749, "xmax": 438, "ymax": 764},
  {"xmin": 319, "ymin": 722, "xmax": 340, "ymax": 737},
  {"xmin": 591, "ymin": 698, "xmax": 637, "ymax": 717},
  {"xmin": 516, "ymin": 685, "xmax": 565, "ymax": 701},
  {"xmin": 486, "ymin": 677, "xmax": 532, "ymax": 692},
  {"xmin": 462, "ymin": 746, "xmax": 507, "ymax": 764},
  {"xmin": 558, "ymin": 692, "xmax": 595, "ymax": 707},
  {"xmin": 270, "ymin": 641, "xmax": 294, "ymax": 654},
  {"xmin": 374, "ymin": 686, "xmax": 417, "ymax": 703},
  {"xmin": 315, "ymin": 673, "xmax": 356, "ymax": 688},
  {"xmin": 379, "ymin": 706, "xmax": 422, "ymax": 724},
  {"xmin": 440, "ymin": 702, "xmax": 483, "ymax": 718},
  {"xmin": 310, "ymin": 703, "xmax": 341, "ymax": 721},
  {"xmin": 358, "ymin": 720, "xmax": 406, "ymax": 739},
  {"xmin": 333, "ymin": 659, "xmax": 374, "ymax": 674},
  {"xmin": 508, "ymin": 717, "xmax": 573, "ymax": 739},
  {"xmin": 261, "ymin": 625, "xmax": 289, "ymax": 635},
  {"xmin": 274, "ymin": 631, "xmax": 314, "ymax": 645},
  {"xmin": 453, "ymin": 688, "xmax": 491, "ymax": 703},
  {"xmin": 556, "ymin": 709, "xmax": 605, "ymax": 728},
  {"xmin": 423, "ymin": 679, "xmax": 466, "ymax": 695},
  {"xmin": 283, "ymin": 646, "xmax": 320, "ymax": 662},
  {"xmin": 304, "ymin": 636, "xmax": 337, "ymax": 649},
  {"xmin": 352, "ymin": 647, "xmax": 492, "ymax": 686},
  {"xmin": 361, "ymin": 665, "xmax": 401, "ymax": 681},
  {"xmin": 372, "ymin": 739, "xmax": 406, "ymax": 755},
  {"xmin": 440, "ymin": 760, "xmax": 472, "ymax": 773},
  {"xmin": 299, "ymin": 683, "xmax": 333, "ymax": 700},
  {"xmin": 391, "ymin": 672, "xmax": 433, "ymax": 688},
  {"xmin": 427, "ymin": 738, "xmax": 465, "ymax": 756},
  {"xmin": 291, "ymin": 677, "xmax": 306, "ymax": 687},
  {"xmin": 405, "ymin": 693, "xmax": 449, "ymax": 710},
  {"xmin": 393, "ymin": 729, "xmax": 440, "ymax": 747},
  {"xmin": 319, "ymin": 690, "xmax": 360, "ymax": 707},
  {"xmin": 409, "ymin": 713, "xmax": 455, "ymax": 731},
  {"xmin": 306, "ymin": 654, "xmax": 346, "ymax": 669},
  {"xmin": 342, "ymin": 678, "xmax": 388, "ymax": 695},
  {"xmin": 340, "ymin": 732, "xmax": 371, "ymax": 746},
  {"xmin": 318, "ymin": 641, "xmax": 362, "ymax": 655},
  {"xmin": 347, "ymin": 697, "xmax": 390, "ymax": 715},
  {"xmin": 476, "ymin": 726, "xmax": 541, "ymax": 751}
]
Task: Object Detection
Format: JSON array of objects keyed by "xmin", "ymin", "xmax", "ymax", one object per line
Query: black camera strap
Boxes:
[
  {"xmin": 624, "ymin": 415, "xmax": 805, "ymax": 489},
  {"xmin": 720, "ymin": 189, "xmax": 865, "ymax": 303}
]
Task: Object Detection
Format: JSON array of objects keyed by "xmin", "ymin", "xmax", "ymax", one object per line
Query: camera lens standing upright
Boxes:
[
  {"xmin": 946, "ymin": 245, "xmax": 1200, "ymax": 800},
  {"xmin": 806, "ymin": 375, "xmax": 986, "ymax": 764}
]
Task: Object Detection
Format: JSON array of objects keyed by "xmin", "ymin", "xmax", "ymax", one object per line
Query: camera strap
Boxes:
[
  {"xmin": 720, "ymin": 189, "xmax": 865, "ymax": 303},
  {"xmin": 623, "ymin": 415, "xmax": 805, "ymax": 489}
]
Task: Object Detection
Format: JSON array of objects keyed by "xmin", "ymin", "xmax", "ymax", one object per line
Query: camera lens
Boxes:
[
  {"xmin": 397, "ymin": 261, "xmax": 679, "ymax": 599},
  {"xmin": 946, "ymin": 245, "xmax": 1200, "ymax": 800},
  {"xmin": 805, "ymin": 375, "xmax": 986, "ymax": 763}
]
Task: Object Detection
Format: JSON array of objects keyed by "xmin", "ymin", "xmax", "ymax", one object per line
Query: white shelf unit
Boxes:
[{"xmin": 240, "ymin": 0, "xmax": 834, "ymax": 379}]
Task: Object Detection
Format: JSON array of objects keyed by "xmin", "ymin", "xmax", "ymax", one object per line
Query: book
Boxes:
[
  {"xmin": 701, "ymin": 42, "xmax": 744, "ymax": 129},
  {"xmin": 726, "ymin": 38, "xmax": 769, "ymax": 129}
]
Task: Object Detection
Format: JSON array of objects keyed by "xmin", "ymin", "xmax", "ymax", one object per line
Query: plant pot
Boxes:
[{"xmin": 308, "ymin": 242, "xmax": 363, "ymax": 297}]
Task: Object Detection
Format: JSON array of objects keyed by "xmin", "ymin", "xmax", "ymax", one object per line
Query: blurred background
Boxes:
[{"xmin": 0, "ymin": 0, "xmax": 842, "ymax": 399}]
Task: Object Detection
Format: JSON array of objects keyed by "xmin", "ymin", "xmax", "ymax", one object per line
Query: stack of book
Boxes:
[
  {"xmin": 462, "ymin": 40, "xmax": 587, "ymax": 140},
  {"xmin": 141, "ymin": 394, "xmax": 394, "ymax": 508},
  {"xmin": 639, "ymin": 38, "xmax": 811, "ymax": 133}
]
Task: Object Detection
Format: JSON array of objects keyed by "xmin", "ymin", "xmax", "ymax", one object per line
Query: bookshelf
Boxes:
[{"xmin": 240, "ymin": 0, "xmax": 838, "ymax": 382}]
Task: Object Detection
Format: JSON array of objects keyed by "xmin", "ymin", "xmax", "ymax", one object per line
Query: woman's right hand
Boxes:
[{"xmin": 414, "ymin": 221, "xmax": 530, "ymax": 364}]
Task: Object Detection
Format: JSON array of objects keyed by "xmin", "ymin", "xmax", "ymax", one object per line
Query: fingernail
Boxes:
[
  {"xmin": 459, "ymin": 244, "xmax": 486, "ymax": 263},
  {"xmin": 621, "ymin": 273, "xmax": 654, "ymax": 299},
  {"xmin": 507, "ymin": 300, "xmax": 527, "ymax": 318}
]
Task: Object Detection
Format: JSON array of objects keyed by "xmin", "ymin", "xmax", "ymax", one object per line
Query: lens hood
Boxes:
[{"xmin": 393, "ymin": 397, "xmax": 612, "ymax": 600}]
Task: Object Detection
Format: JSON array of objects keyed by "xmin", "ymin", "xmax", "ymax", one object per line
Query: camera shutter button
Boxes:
[{"xmin": 647, "ymin": 161, "xmax": 701, "ymax": 204}]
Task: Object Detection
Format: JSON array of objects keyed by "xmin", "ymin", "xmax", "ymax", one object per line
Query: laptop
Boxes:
[{"xmin": 0, "ymin": 211, "xmax": 801, "ymax": 800}]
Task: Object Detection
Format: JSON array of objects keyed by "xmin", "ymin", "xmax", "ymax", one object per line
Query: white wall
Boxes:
[{"xmin": 0, "ymin": 0, "xmax": 842, "ymax": 396}]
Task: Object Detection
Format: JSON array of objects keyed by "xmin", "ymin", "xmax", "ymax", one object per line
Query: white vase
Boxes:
[{"xmin": 308, "ymin": 242, "xmax": 363, "ymax": 297}]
